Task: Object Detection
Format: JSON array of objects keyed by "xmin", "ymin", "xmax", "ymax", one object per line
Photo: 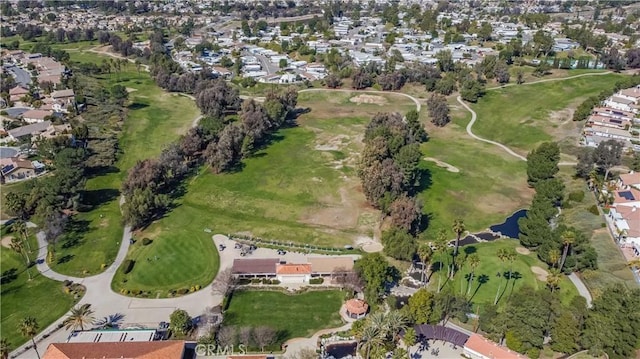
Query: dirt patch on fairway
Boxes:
[
  {"xmin": 531, "ymin": 266, "xmax": 549, "ymax": 281},
  {"xmin": 1, "ymin": 236, "xmax": 13, "ymax": 248},
  {"xmin": 424, "ymin": 157, "xmax": 460, "ymax": 173},
  {"xmin": 516, "ymin": 246, "xmax": 531, "ymax": 255},
  {"xmin": 126, "ymin": 87, "xmax": 138, "ymax": 93},
  {"xmin": 315, "ymin": 134, "xmax": 351, "ymax": 151},
  {"xmin": 475, "ymin": 191, "xmax": 532, "ymax": 215},
  {"xmin": 349, "ymin": 94, "xmax": 387, "ymax": 106}
]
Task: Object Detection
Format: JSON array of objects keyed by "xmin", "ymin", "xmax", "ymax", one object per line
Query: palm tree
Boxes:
[
  {"xmin": 559, "ymin": 230, "xmax": 576, "ymax": 272},
  {"xmin": 417, "ymin": 244, "xmax": 433, "ymax": 284},
  {"xmin": 466, "ymin": 254, "xmax": 480, "ymax": 297},
  {"xmin": 452, "ymin": 219, "xmax": 466, "ymax": 257},
  {"xmin": 19, "ymin": 316, "xmax": 40, "ymax": 359},
  {"xmin": 546, "ymin": 269, "xmax": 562, "ymax": 293},
  {"xmin": 384, "ymin": 310, "xmax": 408, "ymax": 341},
  {"xmin": 434, "ymin": 229, "xmax": 448, "ymax": 292},
  {"xmin": 403, "ymin": 327, "xmax": 417, "ymax": 359},
  {"xmin": 494, "ymin": 249, "xmax": 508, "ymax": 305},
  {"xmin": 0, "ymin": 338, "xmax": 10, "ymax": 359},
  {"xmin": 628, "ymin": 258, "xmax": 640, "ymax": 270},
  {"xmin": 358, "ymin": 325, "xmax": 382, "ymax": 359},
  {"xmin": 11, "ymin": 220, "xmax": 31, "ymax": 253},
  {"xmin": 505, "ymin": 249, "xmax": 517, "ymax": 289},
  {"xmin": 548, "ymin": 248, "xmax": 561, "ymax": 269},
  {"xmin": 63, "ymin": 304, "xmax": 95, "ymax": 331},
  {"xmin": 10, "ymin": 237, "xmax": 32, "ymax": 280}
]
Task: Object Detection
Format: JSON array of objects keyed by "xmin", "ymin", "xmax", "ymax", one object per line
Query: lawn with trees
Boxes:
[
  {"xmin": 0, "ymin": 226, "xmax": 78, "ymax": 350},
  {"xmin": 221, "ymin": 290, "xmax": 343, "ymax": 348}
]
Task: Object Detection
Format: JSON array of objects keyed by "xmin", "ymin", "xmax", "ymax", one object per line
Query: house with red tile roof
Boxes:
[
  {"xmin": 275, "ymin": 263, "xmax": 312, "ymax": 283},
  {"xmin": 613, "ymin": 187, "xmax": 640, "ymax": 208},
  {"xmin": 463, "ymin": 334, "xmax": 528, "ymax": 359},
  {"xmin": 42, "ymin": 340, "xmax": 188, "ymax": 359},
  {"xmin": 619, "ymin": 172, "xmax": 640, "ymax": 190}
]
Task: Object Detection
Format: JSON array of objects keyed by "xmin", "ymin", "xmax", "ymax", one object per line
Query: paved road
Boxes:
[
  {"xmin": 6, "ymin": 65, "xmax": 31, "ymax": 87},
  {"xmin": 568, "ymin": 273, "xmax": 593, "ymax": 308}
]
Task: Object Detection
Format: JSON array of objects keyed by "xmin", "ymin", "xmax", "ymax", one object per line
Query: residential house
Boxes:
[
  {"xmin": 463, "ymin": 334, "xmax": 528, "ymax": 359},
  {"xmin": 583, "ymin": 125, "xmax": 634, "ymax": 142},
  {"xmin": 42, "ymin": 341, "xmax": 190, "ymax": 359},
  {"xmin": 51, "ymin": 89, "xmax": 75, "ymax": 112},
  {"xmin": 9, "ymin": 85, "xmax": 29, "ymax": 103},
  {"xmin": 7, "ymin": 120, "xmax": 52, "ymax": 140},
  {"xmin": 608, "ymin": 205, "xmax": 640, "ymax": 256},
  {"xmin": 0, "ymin": 157, "xmax": 37, "ymax": 183},
  {"xmin": 21, "ymin": 109, "xmax": 53, "ymax": 123},
  {"xmin": 604, "ymin": 95, "xmax": 638, "ymax": 114},
  {"xmin": 613, "ymin": 188, "xmax": 640, "ymax": 208},
  {"xmin": 618, "ymin": 172, "xmax": 640, "ymax": 190},
  {"xmin": 231, "ymin": 256, "xmax": 356, "ymax": 283},
  {"xmin": 586, "ymin": 114, "xmax": 630, "ymax": 129}
]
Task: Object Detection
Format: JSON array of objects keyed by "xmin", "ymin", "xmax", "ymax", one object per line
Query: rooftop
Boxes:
[
  {"xmin": 345, "ymin": 298, "xmax": 368, "ymax": 315},
  {"xmin": 464, "ymin": 334, "xmax": 528, "ymax": 359},
  {"xmin": 620, "ymin": 172, "xmax": 640, "ymax": 186},
  {"xmin": 43, "ymin": 340, "xmax": 186, "ymax": 359},
  {"xmin": 232, "ymin": 258, "xmax": 279, "ymax": 275},
  {"xmin": 275, "ymin": 263, "xmax": 312, "ymax": 275},
  {"xmin": 67, "ymin": 329, "xmax": 157, "ymax": 343}
]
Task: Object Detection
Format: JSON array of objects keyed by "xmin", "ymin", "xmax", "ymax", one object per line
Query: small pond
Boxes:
[
  {"xmin": 489, "ymin": 209, "xmax": 528, "ymax": 239},
  {"xmin": 325, "ymin": 342, "xmax": 357, "ymax": 359}
]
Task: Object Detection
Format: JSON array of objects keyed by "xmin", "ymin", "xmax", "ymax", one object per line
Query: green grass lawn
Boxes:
[
  {"xmin": 428, "ymin": 239, "xmax": 579, "ymax": 308},
  {"xmin": 418, "ymin": 103, "xmax": 533, "ymax": 238},
  {"xmin": 557, "ymin": 168, "xmax": 637, "ymax": 294},
  {"xmin": 223, "ymin": 290, "xmax": 344, "ymax": 348},
  {"xmin": 50, "ymin": 63, "xmax": 200, "ymax": 277},
  {"xmin": 470, "ymin": 73, "xmax": 626, "ymax": 154},
  {"xmin": 0, "ymin": 227, "xmax": 79, "ymax": 349}
]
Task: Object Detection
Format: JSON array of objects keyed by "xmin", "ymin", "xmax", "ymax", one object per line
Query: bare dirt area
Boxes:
[
  {"xmin": 1, "ymin": 236, "xmax": 13, "ymax": 248},
  {"xmin": 314, "ymin": 134, "xmax": 352, "ymax": 151},
  {"xmin": 516, "ymin": 246, "xmax": 531, "ymax": 255},
  {"xmin": 424, "ymin": 157, "xmax": 460, "ymax": 173},
  {"xmin": 126, "ymin": 87, "xmax": 138, "ymax": 93},
  {"xmin": 349, "ymin": 94, "xmax": 387, "ymax": 106},
  {"xmin": 475, "ymin": 191, "xmax": 533, "ymax": 215},
  {"xmin": 531, "ymin": 266, "xmax": 549, "ymax": 281}
]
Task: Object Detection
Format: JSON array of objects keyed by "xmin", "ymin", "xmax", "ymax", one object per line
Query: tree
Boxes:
[
  {"xmin": 325, "ymin": 73, "xmax": 342, "ymax": 88},
  {"xmin": 217, "ymin": 325, "xmax": 236, "ymax": 347},
  {"xmin": 4, "ymin": 192, "xmax": 28, "ymax": 219},
  {"xmin": 533, "ymin": 30, "xmax": 554, "ymax": 57},
  {"xmin": 417, "ymin": 244, "xmax": 433, "ymax": 284},
  {"xmin": 63, "ymin": 304, "xmax": 95, "ymax": 331},
  {"xmin": 433, "ymin": 229, "xmax": 449, "ymax": 292},
  {"xmin": 169, "ymin": 309, "xmax": 192, "ymax": 336},
  {"xmin": 388, "ymin": 195, "xmax": 422, "ymax": 234},
  {"xmin": 405, "ymin": 109, "xmax": 428, "ymax": 142},
  {"xmin": 466, "ymin": 254, "xmax": 480, "ymax": 297},
  {"xmin": 559, "ymin": 230, "xmax": 576, "ymax": 272},
  {"xmin": 495, "ymin": 61, "xmax": 510, "ymax": 84},
  {"xmin": 211, "ymin": 268, "xmax": 237, "ymax": 297},
  {"xmin": 426, "ymin": 93, "xmax": 450, "ymax": 126},
  {"xmin": 548, "ymin": 248, "xmax": 561, "ymax": 269},
  {"xmin": 0, "ymin": 338, "xmax": 9, "ymax": 359},
  {"xmin": 252, "ymin": 326, "xmax": 276, "ymax": 352},
  {"xmin": 43, "ymin": 210, "xmax": 68, "ymax": 254},
  {"xmin": 494, "ymin": 249, "xmax": 508, "ymax": 305},
  {"xmin": 10, "ymin": 237, "xmax": 32, "ymax": 280},
  {"xmin": 355, "ymin": 252, "xmax": 392, "ymax": 301},
  {"xmin": 358, "ymin": 324, "xmax": 382, "ymax": 359},
  {"xmin": 592, "ymin": 139, "xmax": 623, "ymax": 181},
  {"xmin": 546, "ymin": 268, "xmax": 562, "ymax": 293},
  {"xmin": 515, "ymin": 68, "xmax": 525, "ymax": 84},
  {"xmin": 550, "ymin": 309, "xmax": 580, "ymax": 354},
  {"xmin": 526, "ymin": 142, "xmax": 560, "ymax": 185},
  {"xmin": 382, "ymin": 227, "xmax": 417, "ymax": 261},
  {"xmin": 278, "ymin": 58, "xmax": 288, "ymax": 69},
  {"xmin": 403, "ymin": 327, "xmax": 416, "ymax": 359},
  {"xmin": 460, "ymin": 78, "xmax": 484, "ymax": 102},
  {"xmin": 407, "ymin": 288, "xmax": 434, "ymax": 324},
  {"xmin": 435, "ymin": 50, "xmax": 454, "ymax": 72},
  {"xmin": 238, "ymin": 327, "xmax": 252, "ymax": 348},
  {"xmin": 19, "ymin": 316, "xmax": 40, "ymax": 359},
  {"xmin": 452, "ymin": 219, "xmax": 465, "ymax": 257}
]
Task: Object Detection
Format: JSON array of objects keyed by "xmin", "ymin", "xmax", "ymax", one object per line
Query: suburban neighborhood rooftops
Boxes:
[
  {"xmin": 21, "ymin": 109, "xmax": 53, "ymax": 121},
  {"xmin": 275, "ymin": 263, "xmax": 312, "ymax": 275},
  {"xmin": 620, "ymin": 172, "xmax": 640, "ymax": 187},
  {"xmin": 464, "ymin": 334, "xmax": 527, "ymax": 359},
  {"xmin": 231, "ymin": 258, "xmax": 279, "ymax": 274},
  {"xmin": 614, "ymin": 188, "xmax": 640, "ymax": 204},
  {"xmin": 51, "ymin": 89, "xmax": 75, "ymax": 98},
  {"xmin": 42, "ymin": 340, "xmax": 186, "ymax": 359},
  {"xmin": 307, "ymin": 256, "xmax": 354, "ymax": 273},
  {"xmin": 614, "ymin": 206, "xmax": 640, "ymax": 237},
  {"xmin": 619, "ymin": 87, "xmax": 640, "ymax": 99},
  {"xmin": 610, "ymin": 96, "xmax": 635, "ymax": 105}
]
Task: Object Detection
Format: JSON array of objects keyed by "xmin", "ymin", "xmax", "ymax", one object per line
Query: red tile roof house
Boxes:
[
  {"xmin": 463, "ymin": 334, "xmax": 528, "ymax": 359},
  {"xmin": 618, "ymin": 172, "xmax": 640, "ymax": 190},
  {"xmin": 275, "ymin": 263, "xmax": 312, "ymax": 284},
  {"xmin": 9, "ymin": 85, "xmax": 29, "ymax": 102}
]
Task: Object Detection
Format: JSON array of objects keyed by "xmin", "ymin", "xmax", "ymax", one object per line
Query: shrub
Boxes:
[
  {"xmin": 568, "ymin": 190, "xmax": 585, "ymax": 202},
  {"xmin": 238, "ymin": 278, "xmax": 251, "ymax": 285},
  {"xmin": 142, "ymin": 238, "xmax": 152, "ymax": 246},
  {"xmin": 251, "ymin": 278, "xmax": 261, "ymax": 284},
  {"xmin": 588, "ymin": 205, "xmax": 600, "ymax": 215},
  {"xmin": 63, "ymin": 280, "xmax": 72, "ymax": 286},
  {"xmin": 177, "ymin": 288, "xmax": 189, "ymax": 295},
  {"xmin": 63, "ymin": 286, "xmax": 71, "ymax": 294},
  {"xmin": 101, "ymin": 263, "xmax": 107, "ymax": 269},
  {"xmin": 195, "ymin": 284, "xmax": 201, "ymax": 290},
  {"xmin": 309, "ymin": 277, "xmax": 324, "ymax": 284},
  {"xmin": 271, "ymin": 279, "xmax": 280, "ymax": 284},
  {"xmin": 526, "ymin": 348, "xmax": 540, "ymax": 359},
  {"xmin": 190, "ymin": 286, "xmax": 196, "ymax": 292},
  {"xmin": 122, "ymin": 259, "xmax": 135, "ymax": 274}
]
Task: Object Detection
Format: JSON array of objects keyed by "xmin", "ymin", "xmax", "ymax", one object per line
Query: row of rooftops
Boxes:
[{"xmin": 231, "ymin": 256, "xmax": 354, "ymax": 276}]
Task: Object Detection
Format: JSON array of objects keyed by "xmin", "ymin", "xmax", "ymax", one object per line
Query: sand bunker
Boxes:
[
  {"xmin": 349, "ymin": 94, "xmax": 387, "ymax": 105},
  {"xmin": 1, "ymin": 236, "xmax": 13, "ymax": 248},
  {"xmin": 531, "ymin": 266, "xmax": 549, "ymax": 281},
  {"xmin": 424, "ymin": 157, "xmax": 460, "ymax": 173},
  {"xmin": 516, "ymin": 246, "xmax": 531, "ymax": 255}
]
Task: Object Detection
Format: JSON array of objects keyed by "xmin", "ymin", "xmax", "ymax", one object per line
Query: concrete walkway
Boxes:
[{"xmin": 568, "ymin": 273, "xmax": 593, "ymax": 308}]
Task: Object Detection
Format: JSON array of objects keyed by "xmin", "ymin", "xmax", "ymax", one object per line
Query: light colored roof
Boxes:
[
  {"xmin": 619, "ymin": 87, "xmax": 640, "ymax": 99},
  {"xmin": 620, "ymin": 172, "xmax": 640, "ymax": 186},
  {"xmin": 42, "ymin": 341, "xmax": 185, "ymax": 359},
  {"xmin": 51, "ymin": 89, "xmax": 75, "ymax": 98},
  {"xmin": 7, "ymin": 120, "xmax": 52, "ymax": 138},
  {"xmin": 615, "ymin": 206, "xmax": 640, "ymax": 237},
  {"xmin": 610, "ymin": 96, "xmax": 634, "ymax": 105},
  {"xmin": 308, "ymin": 256, "xmax": 354, "ymax": 273},
  {"xmin": 464, "ymin": 334, "xmax": 528, "ymax": 359},
  {"xmin": 275, "ymin": 263, "xmax": 312, "ymax": 275},
  {"xmin": 67, "ymin": 329, "xmax": 156, "ymax": 343},
  {"xmin": 9, "ymin": 86, "xmax": 29, "ymax": 95},
  {"xmin": 21, "ymin": 109, "xmax": 53, "ymax": 120},
  {"xmin": 345, "ymin": 298, "xmax": 368, "ymax": 315}
]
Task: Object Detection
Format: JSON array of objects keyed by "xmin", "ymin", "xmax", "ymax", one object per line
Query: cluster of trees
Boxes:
[
  {"xmin": 357, "ymin": 112, "xmax": 429, "ymax": 261},
  {"xmin": 201, "ymin": 324, "xmax": 278, "ymax": 353},
  {"xmin": 481, "ymin": 284, "xmax": 640, "ymax": 359},
  {"xmin": 122, "ymin": 79, "xmax": 298, "ymax": 229},
  {"xmin": 576, "ymin": 139, "xmax": 624, "ymax": 183},
  {"xmin": 519, "ymin": 142, "xmax": 598, "ymax": 273},
  {"xmin": 354, "ymin": 252, "xmax": 399, "ymax": 301},
  {"xmin": 96, "ymin": 31, "xmax": 142, "ymax": 58},
  {"xmin": 573, "ymin": 75, "xmax": 640, "ymax": 122},
  {"xmin": 426, "ymin": 94, "xmax": 450, "ymax": 126}
]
